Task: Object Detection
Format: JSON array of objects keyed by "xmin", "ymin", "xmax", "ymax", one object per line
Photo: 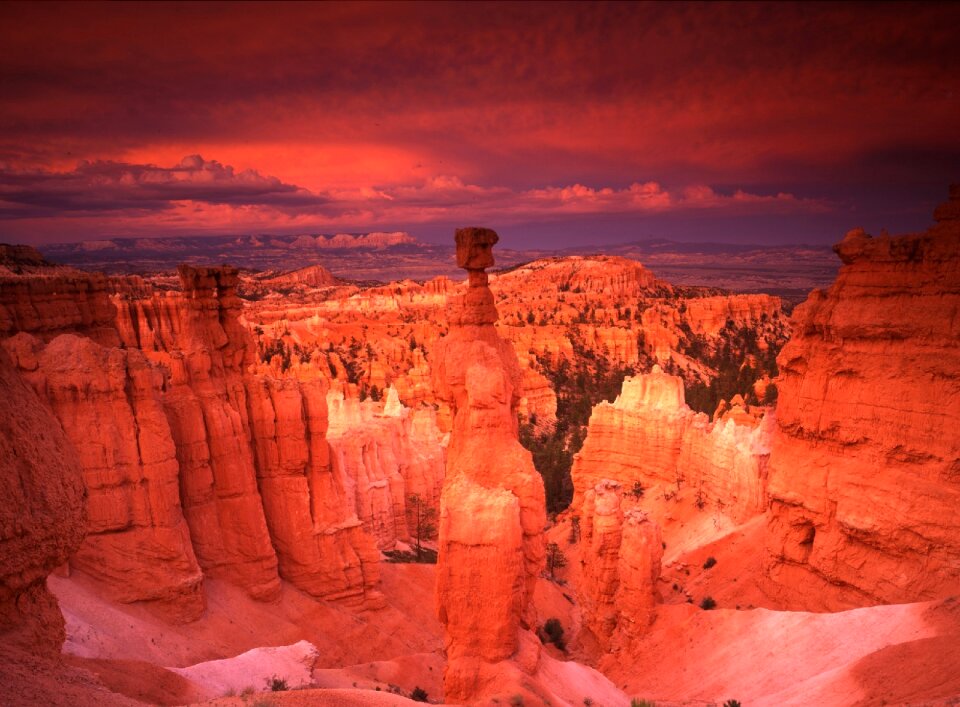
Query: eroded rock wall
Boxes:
[
  {"xmin": 763, "ymin": 188, "xmax": 960, "ymax": 608},
  {"xmin": 0, "ymin": 263, "xmax": 390, "ymax": 618},
  {"xmin": 579, "ymin": 481, "xmax": 662, "ymax": 651},
  {"xmin": 0, "ymin": 349, "xmax": 85, "ymax": 657},
  {"xmin": 572, "ymin": 367, "xmax": 772, "ymax": 525}
]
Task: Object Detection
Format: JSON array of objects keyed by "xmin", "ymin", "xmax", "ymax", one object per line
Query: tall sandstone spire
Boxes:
[{"xmin": 433, "ymin": 228, "xmax": 547, "ymax": 702}]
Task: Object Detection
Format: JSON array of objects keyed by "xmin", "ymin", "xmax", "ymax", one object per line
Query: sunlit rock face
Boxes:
[
  {"xmin": 4, "ymin": 332, "xmax": 206, "ymax": 621},
  {"xmin": 764, "ymin": 188, "xmax": 960, "ymax": 609},
  {"xmin": 0, "ymin": 349, "xmax": 85, "ymax": 657},
  {"xmin": 325, "ymin": 386, "xmax": 446, "ymax": 552},
  {"xmin": 579, "ymin": 480, "xmax": 662, "ymax": 652},
  {"xmin": 0, "ymin": 264, "xmax": 388, "ymax": 617},
  {"xmin": 572, "ymin": 368, "xmax": 773, "ymax": 526},
  {"xmin": 433, "ymin": 227, "xmax": 547, "ymax": 703},
  {"xmin": 245, "ymin": 374, "xmax": 382, "ymax": 606},
  {"xmin": 570, "ymin": 368, "xmax": 769, "ymax": 648}
]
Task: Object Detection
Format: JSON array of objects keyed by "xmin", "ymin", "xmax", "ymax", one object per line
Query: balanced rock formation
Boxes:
[
  {"xmin": 572, "ymin": 367, "xmax": 773, "ymax": 525},
  {"xmin": 764, "ymin": 187, "xmax": 960, "ymax": 609},
  {"xmin": 433, "ymin": 228, "xmax": 547, "ymax": 702},
  {"xmin": 0, "ymin": 348, "xmax": 85, "ymax": 657}
]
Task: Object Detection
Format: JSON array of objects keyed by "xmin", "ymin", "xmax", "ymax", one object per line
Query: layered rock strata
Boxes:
[
  {"xmin": 325, "ymin": 386, "xmax": 446, "ymax": 551},
  {"xmin": 433, "ymin": 228, "xmax": 547, "ymax": 702},
  {"xmin": 580, "ymin": 480, "xmax": 663, "ymax": 651},
  {"xmin": 0, "ymin": 263, "xmax": 390, "ymax": 617},
  {"xmin": 764, "ymin": 188, "xmax": 960, "ymax": 608},
  {"xmin": 0, "ymin": 349, "xmax": 85, "ymax": 657},
  {"xmin": 572, "ymin": 367, "xmax": 773, "ymax": 525}
]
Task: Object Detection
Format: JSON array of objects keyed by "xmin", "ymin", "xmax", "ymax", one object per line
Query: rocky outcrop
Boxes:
[
  {"xmin": 325, "ymin": 386, "xmax": 446, "ymax": 551},
  {"xmin": 572, "ymin": 368, "xmax": 773, "ymax": 525},
  {"xmin": 155, "ymin": 266, "xmax": 280, "ymax": 601},
  {"xmin": 683, "ymin": 294, "xmax": 783, "ymax": 338},
  {"xmin": 1, "ymin": 262, "xmax": 393, "ymax": 618},
  {"xmin": 580, "ymin": 481, "xmax": 662, "ymax": 651},
  {"xmin": 764, "ymin": 188, "xmax": 960, "ymax": 608},
  {"xmin": 433, "ymin": 228, "xmax": 547, "ymax": 703},
  {"xmin": 0, "ymin": 273, "xmax": 124, "ymax": 346},
  {"xmin": 245, "ymin": 374, "xmax": 382, "ymax": 605},
  {"xmin": 3, "ymin": 333, "xmax": 205, "ymax": 622},
  {"xmin": 259, "ymin": 264, "xmax": 342, "ymax": 289},
  {"xmin": 0, "ymin": 349, "xmax": 85, "ymax": 656},
  {"xmin": 492, "ymin": 255, "xmax": 658, "ymax": 298}
]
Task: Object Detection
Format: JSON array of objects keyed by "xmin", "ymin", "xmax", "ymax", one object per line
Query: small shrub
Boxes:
[
  {"xmin": 723, "ymin": 701, "xmax": 742, "ymax": 707},
  {"xmin": 267, "ymin": 675, "xmax": 288, "ymax": 692},
  {"xmin": 541, "ymin": 617, "xmax": 566, "ymax": 650},
  {"xmin": 631, "ymin": 700, "xmax": 656, "ymax": 707},
  {"xmin": 411, "ymin": 686, "xmax": 429, "ymax": 702},
  {"xmin": 584, "ymin": 699, "xmax": 594, "ymax": 706},
  {"xmin": 703, "ymin": 556, "xmax": 717, "ymax": 569},
  {"xmin": 510, "ymin": 695, "xmax": 524, "ymax": 707},
  {"xmin": 700, "ymin": 596, "xmax": 717, "ymax": 610}
]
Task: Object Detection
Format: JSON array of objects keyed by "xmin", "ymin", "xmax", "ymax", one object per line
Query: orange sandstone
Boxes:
[{"xmin": 433, "ymin": 227, "xmax": 547, "ymax": 702}]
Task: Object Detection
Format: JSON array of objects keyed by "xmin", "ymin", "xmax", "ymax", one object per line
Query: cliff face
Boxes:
[
  {"xmin": 0, "ymin": 264, "xmax": 388, "ymax": 618},
  {"xmin": 3, "ymin": 332, "xmax": 205, "ymax": 621},
  {"xmin": 325, "ymin": 386, "xmax": 446, "ymax": 552},
  {"xmin": 433, "ymin": 228, "xmax": 547, "ymax": 703},
  {"xmin": 579, "ymin": 480, "xmax": 662, "ymax": 651},
  {"xmin": 764, "ymin": 188, "xmax": 960, "ymax": 608},
  {"xmin": 572, "ymin": 368, "xmax": 773, "ymax": 525},
  {"xmin": 0, "ymin": 349, "xmax": 85, "ymax": 657}
]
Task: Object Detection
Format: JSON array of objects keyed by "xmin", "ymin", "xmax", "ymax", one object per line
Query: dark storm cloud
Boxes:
[
  {"xmin": 0, "ymin": 155, "xmax": 327, "ymax": 218},
  {"xmin": 0, "ymin": 1, "xmax": 957, "ymax": 244}
]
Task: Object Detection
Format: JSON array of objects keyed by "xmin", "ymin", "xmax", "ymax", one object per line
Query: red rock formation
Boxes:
[
  {"xmin": 764, "ymin": 188, "xmax": 960, "ymax": 608},
  {"xmin": 3, "ymin": 333, "xmax": 205, "ymax": 622},
  {"xmin": 326, "ymin": 387, "xmax": 446, "ymax": 552},
  {"xmin": 157, "ymin": 266, "xmax": 280, "ymax": 600},
  {"xmin": 572, "ymin": 367, "xmax": 772, "ymax": 525},
  {"xmin": 259, "ymin": 264, "xmax": 342, "ymax": 289},
  {"xmin": 0, "ymin": 348, "xmax": 85, "ymax": 656},
  {"xmin": 245, "ymin": 374, "xmax": 382, "ymax": 605},
  {"xmin": 1, "ymin": 262, "xmax": 393, "ymax": 616},
  {"xmin": 0, "ymin": 273, "xmax": 123, "ymax": 346},
  {"xmin": 580, "ymin": 480, "xmax": 663, "ymax": 650},
  {"xmin": 433, "ymin": 228, "xmax": 547, "ymax": 703}
]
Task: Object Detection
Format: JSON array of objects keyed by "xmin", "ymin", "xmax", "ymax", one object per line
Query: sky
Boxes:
[{"xmin": 1, "ymin": 1, "xmax": 958, "ymax": 248}]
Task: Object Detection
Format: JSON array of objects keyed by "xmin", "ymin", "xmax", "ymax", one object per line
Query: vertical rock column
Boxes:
[
  {"xmin": 580, "ymin": 480, "xmax": 662, "ymax": 651},
  {"xmin": 164, "ymin": 266, "xmax": 280, "ymax": 600},
  {"xmin": 433, "ymin": 228, "xmax": 547, "ymax": 702}
]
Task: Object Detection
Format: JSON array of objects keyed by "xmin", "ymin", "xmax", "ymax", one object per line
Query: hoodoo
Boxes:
[{"xmin": 433, "ymin": 228, "xmax": 548, "ymax": 702}]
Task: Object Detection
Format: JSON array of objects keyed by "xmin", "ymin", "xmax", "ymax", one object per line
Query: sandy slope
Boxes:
[{"xmin": 605, "ymin": 597, "xmax": 960, "ymax": 706}]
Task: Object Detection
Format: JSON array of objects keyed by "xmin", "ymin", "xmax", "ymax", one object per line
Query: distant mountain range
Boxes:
[{"xmin": 35, "ymin": 231, "xmax": 838, "ymax": 302}]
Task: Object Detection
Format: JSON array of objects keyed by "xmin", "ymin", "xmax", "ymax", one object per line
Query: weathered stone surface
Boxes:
[
  {"xmin": 326, "ymin": 387, "xmax": 445, "ymax": 552},
  {"xmin": 0, "ymin": 349, "xmax": 85, "ymax": 656},
  {"xmin": 6, "ymin": 333, "xmax": 205, "ymax": 621},
  {"xmin": 433, "ymin": 227, "xmax": 547, "ymax": 703},
  {"xmin": 245, "ymin": 374, "xmax": 382, "ymax": 605},
  {"xmin": 763, "ymin": 189, "xmax": 960, "ymax": 608},
  {"xmin": 572, "ymin": 368, "xmax": 773, "ymax": 525},
  {"xmin": 580, "ymin": 481, "xmax": 662, "ymax": 650}
]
